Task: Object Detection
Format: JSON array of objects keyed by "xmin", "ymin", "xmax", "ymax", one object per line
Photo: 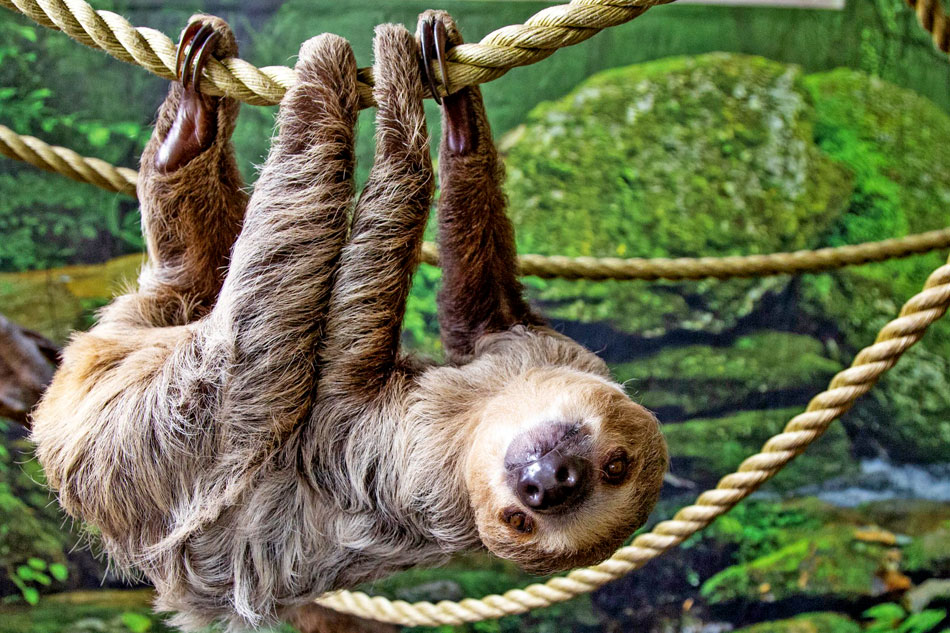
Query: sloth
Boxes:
[{"xmin": 30, "ymin": 11, "xmax": 667, "ymax": 631}]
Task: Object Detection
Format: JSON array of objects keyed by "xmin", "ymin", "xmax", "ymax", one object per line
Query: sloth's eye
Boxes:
[
  {"xmin": 502, "ymin": 508, "xmax": 534, "ymax": 533},
  {"xmin": 603, "ymin": 454, "xmax": 628, "ymax": 483}
]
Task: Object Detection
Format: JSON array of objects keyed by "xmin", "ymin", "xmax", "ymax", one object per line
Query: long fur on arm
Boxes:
[
  {"xmin": 318, "ymin": 25, "xmax": 434, "ymax": 399},
  {"xmin": 425, "ymin": 12, "xmax": 544, "ymax": 363}
]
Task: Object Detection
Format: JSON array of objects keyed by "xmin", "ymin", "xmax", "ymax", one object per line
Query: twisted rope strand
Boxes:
[
  {"xmin": 1, "ymin": 123, "xmax": 948, "ymax": 281},
  {"xmin": 316, "ymin": 255, "xmax": 950, "ymax": 626},
  {"xmin": 0, "ymin": 0, "xmax": 673, "ymax": 107},
  {"xmin": 0, "ymin": 124, "xmax": 137, "ymax": 195}
]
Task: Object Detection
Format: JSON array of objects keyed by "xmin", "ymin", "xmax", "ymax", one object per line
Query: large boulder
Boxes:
[{"xmin": 503, "ymin": 52, "xmax": 852, "ymax": 339}]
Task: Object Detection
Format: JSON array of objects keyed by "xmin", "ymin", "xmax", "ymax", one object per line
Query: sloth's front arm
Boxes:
[{"xmin": 32, "ymin": 19, "xmax": 364, "ymax": 554}]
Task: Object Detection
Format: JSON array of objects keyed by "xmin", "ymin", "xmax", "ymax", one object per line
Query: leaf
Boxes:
[
  {"xmin": 899, "ymin": 610, "xmax": 947, "ymax": 633},
  {"xmin": 16, "ymin": 565, "xmax": 36, "ymax": 581},
  {"xmin": 121, "ymin": 611, "xmax": 153, "ymax": 633},
  {"xmin": 87, "ymin": 126, "xmax": 111, "ymax": 147},
  {"xmin": 15, "ymin": 25, "xmax": 37, "ymax": 42},
  {"xmin": 49, "ymin": 563, "xmax": 68, "ymax": 582},
  {"xmin": 27, "ymin": 557, "xmax": 47, "ymax": 570},
  {"xmin": 864, "ymin": 603, "xmax": 907, "ymax": 621},
  {"xmin": 22, "ymin": 587, "xmax": 39, "ymax": 605}
]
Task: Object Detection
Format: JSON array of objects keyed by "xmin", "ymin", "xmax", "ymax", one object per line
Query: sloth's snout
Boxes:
[
  {"xmin": 513, "ymin": 452, "xmax": 592, "ymax": 513},
  {"xmin": 505, "ymin": 422, "xmax": 594, "ymax": 515}
]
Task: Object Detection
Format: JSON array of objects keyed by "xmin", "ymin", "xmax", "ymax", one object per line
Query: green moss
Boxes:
[
  {"xmin": 732, "ymin": 612, "xmax": 861, "ymax": 633},
  {"xmin": 904, "ymin": 524, "xmax": 950, "ymax": 575},
  {"xmin": 802, "ymin": 68, "xmax": 950, "ymax": 359},
  {"xmin": 843, "ymin": 346, "xmax": 950, "ymax": 463},
  {"xmin": 613, "ymin": 332, "xmax": 841, "ymax": 418},
  {"xmin": 663, "ymin": 407, "xmax": 854, "ymax": 491},
  {"xmin": 504, "ymin": 53, "xmax": 852, "ymax": 336},
  {"xmin": 700, "ymin": 528, "xmax": 887, "ymax": 603}
]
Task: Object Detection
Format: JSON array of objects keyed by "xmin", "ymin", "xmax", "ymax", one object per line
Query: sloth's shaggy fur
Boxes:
[{"xmin": 31, "ymin": 13, "xmax": 667, "ymax": 631}]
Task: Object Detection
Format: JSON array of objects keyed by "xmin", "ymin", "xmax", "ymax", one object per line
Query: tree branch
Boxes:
[{"xmin": 0, "ymin": 313, "xmax": 59, "ymax": 428}]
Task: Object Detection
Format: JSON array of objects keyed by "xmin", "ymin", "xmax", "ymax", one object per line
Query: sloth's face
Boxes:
[{"xmin": 464, "ymin": 368, "xmax": 667, "ymax": 574}]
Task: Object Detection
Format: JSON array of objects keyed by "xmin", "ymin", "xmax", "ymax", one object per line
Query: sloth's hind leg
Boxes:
[
  {"xmin": 128, "ymin": 15, "xmax": 247, "ymax": 328},
  {"xmin": 420, "ymin": 10, "xmax": 543, "ymax": 362},
  {"xmin": 210, "ymin": 34, "xmax": 359, "ymax": 435}
]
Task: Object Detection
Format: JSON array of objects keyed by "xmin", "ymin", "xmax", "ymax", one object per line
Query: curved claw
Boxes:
[
  {"xmin": 175, "ymin": 21, "xmax": 205, "ymax": 82},
  {"xmin": 419, "ymin": 15, "xmax": 447, "ymax": 104},
  {"xmin": 156, "ymin": 18, "xmax": 228, "ymax": 173},
  {"xmin": 420, "ymin": 12, "xmax": 476, "ymax": 155},
  {"xmin": 190, "ymin": 30, "xmax": 221, "ymax": 92},
  {"xmin": 180, "ymin": 22, "xmax": 216, "ymax": 90}
]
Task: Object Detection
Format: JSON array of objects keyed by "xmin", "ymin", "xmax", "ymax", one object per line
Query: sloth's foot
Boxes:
[
  {"xmin": 419, "ymin": 11, "xmax": 476, "ymax": 155},
  {"xmin": 155, "ymin": 18, "xmax": 227, "ymax": 172}
]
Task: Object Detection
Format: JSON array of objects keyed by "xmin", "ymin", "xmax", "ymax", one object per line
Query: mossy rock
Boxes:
[
  {"xmin": 504, "ymin": 52, "xmax": 852, "ymax": 337},
  {"xmin": 732, "ymin": 612, "xmax": 861, "ymax": 633},
  {"xmin": 801, "ymin": 69, "xmax": 950, "ymax": 359},
  {"xmin": 613, "ymin": 332, "xmax": 841, "ymax": 420},
  {"xmin": 699, "ymin": 527, "xmax": 891, "ymax": 603},
  {"xmin": 843, "ymin": 345, "xmax": 950, "ymax": 464},
  {"xmin": 663, "ymin": 407, "xmax": 854, "ymax": 492}
]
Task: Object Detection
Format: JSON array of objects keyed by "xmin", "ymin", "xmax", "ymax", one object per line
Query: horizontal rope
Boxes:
[
  {"xmin": 2, "ymin": 122, "xmax": 948, "ymax": 281},
  {"xmin": 0, "ymin": 124, "xmax": 137, "ymax": 195},
  {"xmin": 0, "ymin": 0, "xmax": 674, "ymax": 107},
  {"xmin": 316, "ymin": 253, "xmax": 950, "ymax": 625}
]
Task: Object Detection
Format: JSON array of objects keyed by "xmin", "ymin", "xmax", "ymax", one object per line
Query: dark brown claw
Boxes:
[
  {"xmin": 175, "ymin": 21, "xmax": 205, "ymax": 86},
  {"xmin": 419, "ymin": 12, "xmax": 475, "ymax": 155},
  {"xmin": 155, "ymin": 19, "xmax": 225, "ymax": 173},
  {"xmin": 419, "ymin": 15, "xmax": 447, "ymax": 105}
]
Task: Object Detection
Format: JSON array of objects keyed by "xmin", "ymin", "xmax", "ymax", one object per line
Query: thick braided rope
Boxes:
[
  {"xmin": 2, "ymin": 123, "xmax": 949, "ymax": 281},
  {"xmin": 315, "ymin": 255, "xmax": 950, "ymax": 626},
  {"xmin": 0, "ymin": 124, "xmax": 137, "ymax": 195},
  {"xmin": 906, "ymin": 0, "xmax": 950, "ymax": 56},
  {"xmin": 0, "ymin": 0, "xmax": 674, "ymax": 107}
]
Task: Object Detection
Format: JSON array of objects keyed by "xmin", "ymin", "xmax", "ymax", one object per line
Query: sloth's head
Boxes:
[{"xmin": 464, "ymin": 367, "xmax": 667, "ymax": 574}]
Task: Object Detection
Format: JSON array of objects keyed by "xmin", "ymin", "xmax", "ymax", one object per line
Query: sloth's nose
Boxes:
[{"xmin": 514, "ymin": 452, "xmax": 592, "ymax": 514}]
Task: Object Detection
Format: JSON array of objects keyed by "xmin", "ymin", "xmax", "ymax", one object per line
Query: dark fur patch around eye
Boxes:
[
  {"xmin": 501, "ymin": 507, "xmax": 534, "ymax": 533},
  {"xmin": 601, "ymin": 448, "xmax": 632, "ymax": 485}
]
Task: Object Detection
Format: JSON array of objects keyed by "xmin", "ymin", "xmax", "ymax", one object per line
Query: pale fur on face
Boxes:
[{"xmin": 464, "ymin": 366, "xmax": 667, "ymax": 574}]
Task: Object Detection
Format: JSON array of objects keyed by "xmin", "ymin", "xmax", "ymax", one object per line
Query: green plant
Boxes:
[{"xmin": 863, "ymin": 603, "xmax": 947, "ymax": 633}]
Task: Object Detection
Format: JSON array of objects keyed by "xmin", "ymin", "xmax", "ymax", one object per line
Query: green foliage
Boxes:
[
  {"xmin": 0, "ymin": 16, "xmax": 150, "ymax": 272},
  {"xmin": 613, "ymin": 332, "xmax": 841, "ymax": 418},
  {"xmin": 700, "ymin": 529, "xmax": 887, "ymax": 603},
  {"xmin": 697, "ymin": 499, "xmax": 823, "ymax": 565},
  {"xmin": 0, "ymin": 422, "xmax": 73, "ymax": 604},
  {"xmin": 863, "ymin": 603, "xmax": 947, "ymax": 633},
  {"xmin": 802, "ymin": 68, "xmax": 950, "ymax": 356}
]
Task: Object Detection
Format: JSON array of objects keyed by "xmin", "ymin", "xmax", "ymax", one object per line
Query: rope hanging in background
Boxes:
[{"xmin": 1, "ymin": 123, "xmax": 948, "ymax": 281}]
